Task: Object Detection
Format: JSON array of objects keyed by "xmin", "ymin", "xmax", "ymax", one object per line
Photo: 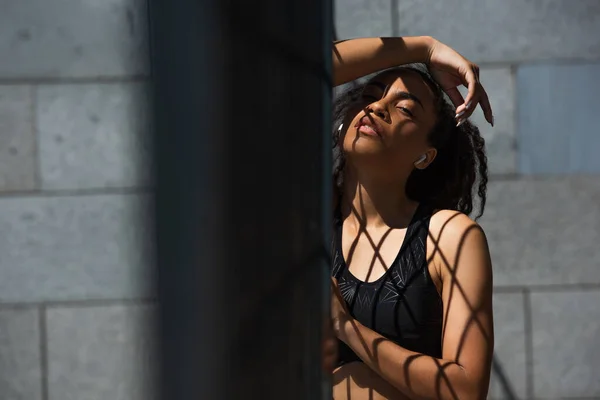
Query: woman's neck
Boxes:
[{"xmin": 342, "ymin": 166, "xmax": 418, "ymax": 229}]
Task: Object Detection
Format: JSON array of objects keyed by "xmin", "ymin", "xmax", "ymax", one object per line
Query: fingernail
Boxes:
[
  {"xmin": 466, "ymin": 101, "xmax": 473, "ymax": 109},
  {"xmin": 455, "ymin": 110, "xmax": 465, "ymax": 119},
  {"xmin": 456, "ymin": 118, "xmax": 465, "ymax": 127}
]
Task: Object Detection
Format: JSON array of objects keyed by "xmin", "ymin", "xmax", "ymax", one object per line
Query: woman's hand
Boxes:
[
  {"xmin": 331, "ymin": 277, "xmax": 351, "ymax": 339},
  {"xmin": 322, "ymin": 317, "xmax": 338, "ymax": 373},
  {"xmin": 426, "ymin": 38, "xmax": 494, "ymax": 127},
  {"xmin": 322, "ymin": 277, "xmax": 350, "ymax": 374}
]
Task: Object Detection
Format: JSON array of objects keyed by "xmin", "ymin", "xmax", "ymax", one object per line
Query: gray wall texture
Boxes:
[
  {"xmin": 0, "ymin": 0, "xmax": 155, "ymax": 399},
  {"xmin": 0, "ymin": 0, "xmax": 599, "ymax": 399}
]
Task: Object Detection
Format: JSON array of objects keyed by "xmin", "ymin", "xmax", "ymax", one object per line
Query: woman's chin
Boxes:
[{"xmin": 344, "ymin": 140, "xmax": 386, "ymax": 158}]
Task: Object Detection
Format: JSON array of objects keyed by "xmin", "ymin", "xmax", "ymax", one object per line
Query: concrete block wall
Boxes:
[
  {"xmin": 337, "ymin": 1, "xmax": 600, "ymax": 399},
  {"xmin": 2, "ymin": 1, "xmax": 599, "ymax": 399},
  {"xmin": 0, "ymin": 1, "xmax": 155, "ymax": 399}
]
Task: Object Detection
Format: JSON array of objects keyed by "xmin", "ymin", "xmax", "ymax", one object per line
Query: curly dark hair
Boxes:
[{"xmin": 332, "ymin": 64, "xmax": 488, "ymax": 219}]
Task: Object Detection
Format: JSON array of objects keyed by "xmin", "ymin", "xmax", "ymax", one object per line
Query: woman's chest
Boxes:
[{"xmin": 339, "ymin": 268, "xmax": 443, "ymax": 338}]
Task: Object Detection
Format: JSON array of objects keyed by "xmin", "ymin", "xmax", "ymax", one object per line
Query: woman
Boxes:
[{"xmin": 324, "ymin": 37, "xmax": 495, "ymax": 400}]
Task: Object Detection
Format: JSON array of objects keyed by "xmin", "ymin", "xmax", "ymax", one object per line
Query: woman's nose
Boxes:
[{"xmin": 368, "ymin": 101, "xmax": 389, "ymax": 121}]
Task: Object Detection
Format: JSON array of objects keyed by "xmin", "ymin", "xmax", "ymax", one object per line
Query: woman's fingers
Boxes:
[
  {"xmin": 478, "ymin": 86, "xmax": 494, "ymax": 126},
  {"xmin": 445, "ymin": 87, "xmax": 469, "ymax": 126},
  {"xmin": 428, "ymin": 38, "xmax": 494, "ymax": 126},
  {"xmin": 468, "ymin": 64, "xmax": 494, "ymax": 125},
  {"xmin": 445, "ymin": 86, "xmax": 465, "ymax": 110},
  {"xmin": 473, "ymin": 64, "xmax": 481, "ymax": 83},
  {"xmin": 459, "ymin": 68, "xmax": 479, "ymax": 117},
  {"xmin": 452, "ymin": 68, "xmax": 494, "ymax": 127}
]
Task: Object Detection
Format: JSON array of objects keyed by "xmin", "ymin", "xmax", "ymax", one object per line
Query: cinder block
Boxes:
[
  {"xmin": 334, "ymin": 0, "xmax": 392, "ymax": 39},
  {"xmin": 481, "ymin": 177, "xmax": 600, "ymax": 286},
  {"xmin": 517, "ymin": 62, "xmax": 600, "ymax": 174},
  {"xmin": 0, "ymin": 193, "xmax": 153, "ymax": 302},
  {"xmin": 488, "ymin": 292, "xmax": 527, "ymax": 399},
  {"xmin": 459, "ymin": 67, "xmax": 516, "ymax": 175},
  {"xmin": 391, "ymin": 0, "xmax": 600, "ymax": 63},
  {"xmin": 0, "ymin": 0, "xmax": 149, "ymax": 79},
  {"xmin": 531, "ymin": 290, "xmax": 600, "ymax": 398},
  {"xmin": 0, "ymin": 85, "xmax": 36, "ymax": 192},
  {"xmin": 37, "ymin": 82, "xmax": 152, "ymax": 190},
  {"xmin": 0, "ymin": 307, "xmax": 42, "ymax": 400},
  {"xmin": 47, "ymin": 304, "xmax": 156, "ymax": 400}
]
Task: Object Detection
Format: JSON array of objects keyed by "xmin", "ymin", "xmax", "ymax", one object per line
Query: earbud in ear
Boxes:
[{"xmin": 414, "ymin": 154, "xmax": 427, "ymax": 166}]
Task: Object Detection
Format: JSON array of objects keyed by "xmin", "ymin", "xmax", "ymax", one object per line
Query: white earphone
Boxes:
[
  {"xmin": 338, "ymin": 123, "xmax": 344, "ymax": 132},
  {"xmin": 414, "ymin": 154, "xmax": 427, "ymax": 166}
]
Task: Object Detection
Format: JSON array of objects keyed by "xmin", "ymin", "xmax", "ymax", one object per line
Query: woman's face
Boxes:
[{"xmin": 342, "ymin": 70, "xmax": 438, "ymax": 175}]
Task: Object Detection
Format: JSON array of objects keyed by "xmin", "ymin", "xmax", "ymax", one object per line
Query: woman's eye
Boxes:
[{"xmin": 397, "ymin": 106, "xmax": 414, "ymax": 117}]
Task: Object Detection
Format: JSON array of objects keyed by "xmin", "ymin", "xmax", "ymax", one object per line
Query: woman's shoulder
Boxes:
[
  {"xmin": 427, "ymin": 208, "xmax": 488, "ymax": 256},
  {"xmin": 427, "ymin": 209, "xmax": 493, "ymax": 294},
  {"xmin": 429, "ymin": 208, "xmax": 483, "ymax": 232}
]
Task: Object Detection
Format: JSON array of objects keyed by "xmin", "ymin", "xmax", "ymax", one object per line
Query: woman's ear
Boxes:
[{"xmin": 414, "ymin": 148, "xmax": 437, "ymax": 170}]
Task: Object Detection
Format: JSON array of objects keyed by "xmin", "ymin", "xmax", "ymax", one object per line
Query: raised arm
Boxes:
[
  {"xmin": 332, "ymin": 37, "xmax": 494, "ymax": 125},
  {"xmin": 333, "ymin": 37, "xmax": 433, "ymax": 87}
]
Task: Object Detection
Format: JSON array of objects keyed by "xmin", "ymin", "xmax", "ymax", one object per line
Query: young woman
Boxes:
[{"xmin": 325, "ymin": 37, "xmax": 495, "ymax": 400}]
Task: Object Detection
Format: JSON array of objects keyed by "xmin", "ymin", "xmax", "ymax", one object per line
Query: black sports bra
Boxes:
[{"xmin": 332, "ymin": 203, "xmax": 443, "ymax": 366}]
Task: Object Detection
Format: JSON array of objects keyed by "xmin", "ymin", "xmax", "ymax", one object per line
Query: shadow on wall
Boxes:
[{"xmin": 492, "ymin": 356, "xmax": 518, "ymax": 400}]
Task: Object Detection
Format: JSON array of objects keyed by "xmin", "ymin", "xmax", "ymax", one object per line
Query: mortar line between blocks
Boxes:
[
  {"xmin": 523, "ymin": 288, "xmax": 534, "ymax": 399},
  {"xmin": 39, "ymin": 304, "xmax": 49, "ymax": 400},
  {"xmin": 0, "ymin": 75, "xmax": 150, "ymax": 85},
  {"xmin": 32, "ymin": 84, "xmax": 42, "ymax": 191},
  {"xmin": 0, "ymin": 186, "xmax": 153, "ymax": 198},
  {"xmin": 0, "ymin": 298, "xmax": 156, "ymax": 309},
  {"xmin": 390, "ymin": 0, "xmax": 399, "ymax": 36}
]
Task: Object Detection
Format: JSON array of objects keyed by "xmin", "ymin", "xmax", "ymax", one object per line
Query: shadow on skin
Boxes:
[
  {"xmin": 333, "ymin": 361, "xmax": 411, "ymax": 400},
  {"xmin": 333, "ymin": 200, "xmax": 516, "ymax": 400}
]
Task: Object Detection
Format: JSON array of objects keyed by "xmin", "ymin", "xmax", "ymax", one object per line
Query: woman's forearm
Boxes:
[
  {"xmin": 333, "ymin": 362, "xmax": 412, "ymax": 400},
  {"xmin": 332, "ymin": 36, "xmax": 435, "ymax": 87},
  {"xmin": 340, "ymin": 319, "xmax": 483, "ymax": 400}
]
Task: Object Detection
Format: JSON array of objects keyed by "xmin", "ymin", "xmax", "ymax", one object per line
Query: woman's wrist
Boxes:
[
  {"xmin": 377, "ymin": 36, "xmax": 437, "ymax": 70},
  {"xmin": 418, "ymin": 36, "xmax": 437, "ymax": 64},
  {"xmin": 402, "ymin": 36, "xmax": 436, "ymax": 64},
  {"xmin": 333, "ymin": 315, "xmax": 357, "ymax": 344}
]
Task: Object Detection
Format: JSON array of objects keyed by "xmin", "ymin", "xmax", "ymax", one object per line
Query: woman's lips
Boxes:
[
  {"xmin": 358, "ymin": 124, "xmax": 379, "ymax": 136},
  {"xmin": 356, "ymin": 115, "xmax": 382, "ymax": 137}
]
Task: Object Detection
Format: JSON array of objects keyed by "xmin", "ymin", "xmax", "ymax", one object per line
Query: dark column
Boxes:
[{"xmin": 149, "ymin": 0, "xmax": 332, "ymax": 398}]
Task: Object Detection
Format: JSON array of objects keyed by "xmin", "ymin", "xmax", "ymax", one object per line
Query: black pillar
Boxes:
[{"xmin": 149, "ymin": 0, "xmax": 332, "ymax": 398}]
